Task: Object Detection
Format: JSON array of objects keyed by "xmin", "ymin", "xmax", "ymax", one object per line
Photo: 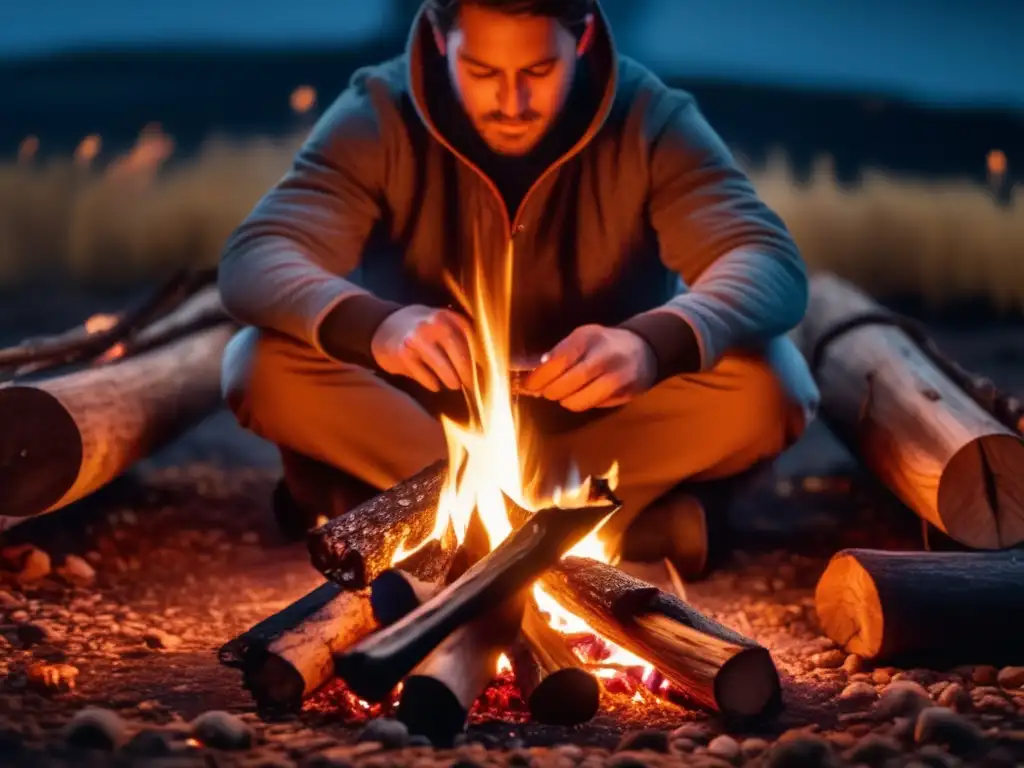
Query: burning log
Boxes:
[
  {"xmin": 815, "ymin": 547, "xmax": 1024, "ymax": 663},
  {"xmin": 798, "ymin": 273, "xmax": 1024, "ymax": 549},
  {"xmin": 397, "ymin": 596, "xmax": 525, "ymax": 747},
  {"xmin": 0, "ymin": 322, "xmax": 234, "ymax": 518},
  {"xmin": 370, "ymin": 569, "xmax": 442, "ymax": 627},
  {"xmin": 307, "ymin": 460, "xmax": 449, "ymax": 587},
  {"xmin": 334, "ymin": 500, "xmax": 617, "ymax": 703},
  {"xmin": 219, "ymin": 582, "xmax": 376, "ymax": 711},
  {"xmin": 510, "ymin": 599, "xmax": 600, "ymax": 726},
  {"xmin": 541, "ymin": 557, "xmax": 781, "ymax": 719}
]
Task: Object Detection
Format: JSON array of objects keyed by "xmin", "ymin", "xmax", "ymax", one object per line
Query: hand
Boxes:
[
  {"xmin": 370, "ymin": 305, "xmax": 475, "ymax": 392},
  {"xmin": 522, "ymin": 325, "xmax": 657, "ymax": 411}
]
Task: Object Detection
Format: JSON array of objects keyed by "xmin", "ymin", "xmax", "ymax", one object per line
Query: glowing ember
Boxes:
[{"xmin": 84, "ymin": 313, "xmax": 118, "ymax": 334}]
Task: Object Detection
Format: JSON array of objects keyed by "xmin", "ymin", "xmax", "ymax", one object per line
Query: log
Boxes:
[
  {"xmin": 218, "ymin": 582, "xmax": 376, "ymax": 711},
  {"xmin": 370, "ymin": 568, "xmax": 443, "ymax": 627},
  {"xmin": 540, "ymin": 557, "xmax": 781, "ymax": 719},
  {"xmin": 307, "ymin": 459, "xmax": 449, "ymax": 587},
  {"xmin": 334, "ymin": 500, "xmax": 617, "ymax": 702},
  {"xmin": 396, "ymin": 598, "xmax": 525, "ymax": 748},
  {"xmin": 0, "ymin": 322, "xmax": 234, "ymax": 518},
  {"xmin": 512, "ymin": 599, "xmax": 600, "ymax": 726},
  {"xmin": 222, "ymin": 541, "xmax": 454, "ymax": 710},
  {"xmin": 815, "ymin": 547, "xmax": 1024, "ymax": 663},
  {"xmin": 798, "ymin": 273, "xmax": 1024, "ymax": 549}
]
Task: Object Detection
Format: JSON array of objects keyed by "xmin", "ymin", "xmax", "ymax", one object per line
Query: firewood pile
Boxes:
[{"xmin": 1, "ymin": 269, "xmax": 1023, "ymax": 765}]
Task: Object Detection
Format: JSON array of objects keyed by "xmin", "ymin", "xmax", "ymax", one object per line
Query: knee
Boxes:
[{"xmin": 220, "ymin": 326, "xmax": 301, "ymax": 429}]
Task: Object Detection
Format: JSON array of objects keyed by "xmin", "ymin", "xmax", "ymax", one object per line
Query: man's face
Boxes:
[{"xmin": 436, "ymin": 5, "xmax": 589, "ymax": 156}]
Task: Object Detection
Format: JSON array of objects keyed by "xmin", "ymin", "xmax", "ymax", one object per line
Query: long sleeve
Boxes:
[
  {"xmin": 217, "ymin": 76, "xmax": 402, "ymax": 367},
  {"xmin": 619, "ymin": 98, "xmax": 809, "ymax": 381}
]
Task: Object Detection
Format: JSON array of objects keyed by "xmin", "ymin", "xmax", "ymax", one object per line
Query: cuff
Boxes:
[
  {"xmin": 316, "ymin": 294, "xmax": 404, "ymax": 370},
  {"xmin": 618, "ymin": 310, "xmax": 702, "ymax": 384}
]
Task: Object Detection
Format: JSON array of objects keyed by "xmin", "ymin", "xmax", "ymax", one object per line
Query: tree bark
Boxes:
[
  {"xmin": 0, "ymin": 322, "xmax": 233, "ymax": 518},
  {"xmin": 307, "ymin": 460, "xmax": 449, "ymax": 588},
  {"xmin": 815, "ymin": 547, "xmax": 1024, "ymax": 663},
  {"xmin": 798, "ymin": 273, "xmax": 1024, "ymax": 549},
  {"xmin": 219, "ymin": 581, "xmax": 376, "ymax": 712},
  {"xmin": 334, "ymin": 501, "xmax": 616, "ymax": 703},
  {"xmin": 540, "ymin": 557, "xmax": 781, "ymax": 719}
]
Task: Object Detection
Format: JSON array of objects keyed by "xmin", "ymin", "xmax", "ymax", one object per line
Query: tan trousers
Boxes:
[{"xmin": 222, "ymin": 327, "xmax": 816, "ymax": 552}]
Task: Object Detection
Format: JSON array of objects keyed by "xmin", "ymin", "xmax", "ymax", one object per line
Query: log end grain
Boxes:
[
  {"xmin": 242, "ymin": 653, "xmax": 307, "ymax": 712},
  {"xmin": 0, "ymin": 385, "xmax": 81, "ymax": 517},
  {"xmin": 939, "ymin": 434, "xmax": 1024, "ymax": 550},
  {"xmin": 528, "ymin": 667, "xmax": 600, "ymax": 725},
  {"xmin": 714, "ymin": 646, "xmax": 783, "ymax": 719},
  {"xmin": 814, "ymin": 551, "xmax": 884, "ymax": 659}
]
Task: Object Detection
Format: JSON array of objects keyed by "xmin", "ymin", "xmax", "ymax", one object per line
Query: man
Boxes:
[{"xmin": 219, "ymin": 0, "xmax": 819, "ymax": 577}]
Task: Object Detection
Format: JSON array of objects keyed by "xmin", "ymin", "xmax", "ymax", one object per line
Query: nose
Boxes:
[{"xmin": 497, "ymin": 72, "xmax": 530, "ymax": 119}]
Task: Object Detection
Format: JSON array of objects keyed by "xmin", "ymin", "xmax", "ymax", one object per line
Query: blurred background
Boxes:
[{"xmin": 1, "ymin": 0, "xmax": 1022, "ymax": 319}]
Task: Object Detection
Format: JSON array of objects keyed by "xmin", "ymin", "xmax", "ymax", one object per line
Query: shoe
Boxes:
[{"xmin": 270, "ymin": 449, "xmax": 377, "ymax": 541}]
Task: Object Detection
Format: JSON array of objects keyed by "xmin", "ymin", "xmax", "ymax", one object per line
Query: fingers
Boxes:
[
  {"xmin": 523, "ymin": 329, "xmax": 591, "ymax": 394},
  {"xmin": 404, "ymin": 310, "xmax": 476, "ymax": 392},
  {"xmin": 402, "ymin": 350, "xmax": 443, "ymax": 392},
  {"xmin": 559, "ymin": 374, "xmax": 632, "ymax": 411},
  {"xmin": 433, "ymin": 312, "xmax": 476, "ymax": 388}
]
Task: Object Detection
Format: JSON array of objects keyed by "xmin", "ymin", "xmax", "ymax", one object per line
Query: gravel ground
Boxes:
[{"xmin": 2, "ymin": 294, "xmax": 1024, "ymax": 767}]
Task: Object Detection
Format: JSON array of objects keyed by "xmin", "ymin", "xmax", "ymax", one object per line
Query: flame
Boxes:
[
  {"xmin": 496, "ymin": 653, "xmax": 512, "ymax": 674},
  {"xmin": 389, "ymin": 235, "xmax": 662, "ymax": 702}
]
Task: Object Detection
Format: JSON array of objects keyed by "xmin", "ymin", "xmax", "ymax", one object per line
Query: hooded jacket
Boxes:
[{"xmin": 218, "ymin": 2, "xmax": 810, "ymax": 385}]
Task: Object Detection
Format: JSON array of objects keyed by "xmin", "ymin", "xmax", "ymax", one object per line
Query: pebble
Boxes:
[
  {"xmin": 55, "ymin": 555, "xmax": 96, "ymax": 586},
  {"xmin": 740, "ymin": 738, "xmax": 769, "ymax": 757},
  {"xmin": 996, "ymin": 666, "xmax": 1024, "ymax": 690},
  {"xmin": 838, "ymin": 681, "xmax": 878, "ymax": 709},
  {"xmin": 122, "ymin": 729, "xmax": 178, "ymax": 757},
  {"xmin": 810, "ymin": 649, "xmax": 846, "ymax": 669},
  {"xmin": 616, "ymin": 730, "xmax": 669, "ymax": 753},
  {"xmin": 764, "ymin": 736, "xmax": 838, "ymax": 768},
  {"xmin": 0, "ymin": 589, "xmax": 23, "ymax": 609},
  {"xmin": 303, "ymin": 747, "xmax": 359, "ymax": 768},
  {"xmin": 914, "ymin": 745, "xmax": 959, "ymax": 768},
  {"xmin": 670, "ymin": 723, "xmax": 712, "ymax": 743},
  {"xmin": 1, "ymin": 545, "xmax": 51, "ymax": 582},
  {"xmin": 914, "ymin": 706, "xmax": 984, "ymax": 756},
  {"xmin": 841, "ymin": 654, "xmax": 862, "ymax": 675},
  {"xmin": 875, "ymin": 680, "xmax": 932, "ymax": 719},
  {"xmin": 706, "ymin": 735, "xmax": 741, "ymax": 762},
  {"xmin": 62, "ymin": 707, "xmax": 127, "ymax": 751},
  {"xmin": 937, "ymin": 682, "xmax": 970, "ymax": 712},
  {"xmin": 357, "ymin": 718, "xmax": 409, "ymax": 750},
  {"xmin": 191, "ymin": 710, "xmax": 254, "ymax": 750},
  {"xmin": 872, "ymin": 668, "xmax": 893, "ymax": 685},
  {"xmin": 845, "ymin": 734, "xmax": 901, "ymax": 767},
  {"xmin": 16, "ymin": 621, "xmax": 55, "ymax": 646},
  {"xmin": 972, "ymin": 666, "xmax": 999, "ymax": 685},
  {"xmin": 143, "ymin": 627, "xmax": 183, "ymax": 650},
  {"xmin": 606, "ymin": 755, "xmax": 647, "ymax": 768}
]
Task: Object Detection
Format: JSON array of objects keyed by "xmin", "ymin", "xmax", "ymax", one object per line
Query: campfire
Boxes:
[{"xmin": 221, "ymin": 245, "xmax": 782, "ymax": 745}]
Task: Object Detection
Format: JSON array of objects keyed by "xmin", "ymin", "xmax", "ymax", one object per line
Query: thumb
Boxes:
[{"xmin": 523, "ymin": 329, "xmax": 591, "ymax": 393}]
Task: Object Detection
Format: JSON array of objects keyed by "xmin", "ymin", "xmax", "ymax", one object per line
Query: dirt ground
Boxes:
[{"xmin": 2, "ymin": 293, "xmax": 1024, "ymax": 767}]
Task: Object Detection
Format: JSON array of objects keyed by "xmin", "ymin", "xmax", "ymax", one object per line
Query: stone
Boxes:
[
  {"xmin": 842, "ymin": 654, "xmax": 863, "ymax": 675},
  {"xmin": 15, "ymin": 622, "xmax": 54, "ymax": 646},
  {"xmin": 670, "ymin": 723, "xmax": 713, "ymax": 743},
  {"xmin": 838, "ymin": 681, "xmax": 878, "ymax": 709},
  {"xmin": 810, "ymin": 649, "xmax": 846, "ymax": 669},
  {"xmin": 0, "ymin": 589, "xmax": 23, "ymax": 609},
  {"xmin": 996, "ymin": 667, "xmax": 1024, "ymax": 690},
  {"xmin": 357, "ymin": 718, "xmax": 409, "ymax": 750},
  {"xmin": 706, "ymin": 735, "xmax": 741, "ymax": 762},
  {"xmin": 122, "ymin": 729, "xmax": 177, "ymax": 757},
  {"xmin": 62, "ymin": 707, "xmax": 127, "ymax": 751},
  {"xmin": 302, "ymin": 748, "xmax": 357, "ymax": 768},
  {"xmin": 740, "ymin": 738, "xmax": 769, "ymax": 757},
  {"xmin": 845, "ymin": 734, "xmax": 901, "ymax": 767},
  {"xmin": 937, "ymin": 682, "xmax": 970, "ymax": 712},
  {"xmin": 191, "ymin": 710, "xmax": 254, "ymax": 750},
  {"xmin": 972, "ymin": 666, "xmax": 999, "ymax": 686},
  {"xmin": 617, "ymin": 730, "xmax": 670, "ymax": 754},
  {"xmin": 55, "ymin": 555, "xmax": 96, "ymax": 586},
  {"xmin": 606, "ymin": 755, "xmax": 648, "ymax": 768},
  {"xmin": 764, "ymin": 737, "xmax": 838, "ymax": 768},
  {"xmin": 407, "ymin": 735, "xmax": 433, "ymax": 748},
  {"xmin": 914, "ymin": 706, "xmax": 984, "ymax": 756},
  {"xmin": 1, "ymin": 545, "xmax": 51, "ymax": 582},
  {"xmin": 872, "ymin": 668, "xmax": 893, "ymax": 685},
  {"xmin": 875, "ymin": 680, "xmax": 932, "ymax": 719},
  {"xmin": 143, "ymin": 628, "xmax": 183, "ymax": 650},
  {"xmin": 914, "ymin": 745, "xmax": 959, "ymax": 768}
]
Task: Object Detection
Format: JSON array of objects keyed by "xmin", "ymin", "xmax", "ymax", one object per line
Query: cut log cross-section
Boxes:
[
  {"xmin": 541, "ymin": 556, "xmax": 781, "ymax": 719},
  {"xmin": 798, "ymin": 273, "xmax": 1024, "ymax": 549},
  {"xmin": 815, "ymin": 547, "xmax": 1024, "ymax": 663},
  {"xmin": 0, "ymin": 321, "xmax": 233, "ymax": 518}
]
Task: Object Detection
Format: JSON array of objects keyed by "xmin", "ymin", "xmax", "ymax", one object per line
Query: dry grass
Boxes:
[{"xmin": 0, "ymin": 134, "xmax": 1020, "ymax": 311}]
